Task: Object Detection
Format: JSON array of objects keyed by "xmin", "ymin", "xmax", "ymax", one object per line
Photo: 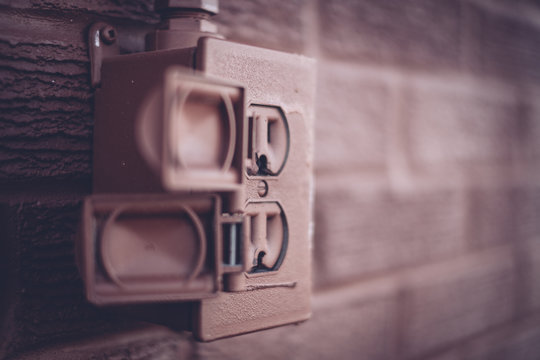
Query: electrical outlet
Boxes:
[
  {"xmin": 81, "ymin": 30, "xmax": 314, "ymax": 341},
  {"xmin": 161, "ymin": 70, "xmax": 245, "ymax": 191},
  {"xmin": 246, "ymin": 201, "xmax": 287, "ymax": 272},
  {"xmin": 246, "ymin": 105, "xmax": 289, "ymax": 176},
  {"xmin": 193, "ymin": 37, "xmax": 315, "ymax": 340}
]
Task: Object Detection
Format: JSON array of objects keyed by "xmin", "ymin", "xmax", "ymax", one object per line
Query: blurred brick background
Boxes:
[{"xmin": 2, "ymin": 0, "xmax": 540, "ymax": 359}]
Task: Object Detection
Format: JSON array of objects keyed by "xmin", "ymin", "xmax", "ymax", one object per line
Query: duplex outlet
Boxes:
[
  {"xmin": 195, "ymin": 37, "xmax": 314, "ymax": 341},
  {"xmin": 247, "ymin": 105, "xmax": 289, "ymax": 176}
]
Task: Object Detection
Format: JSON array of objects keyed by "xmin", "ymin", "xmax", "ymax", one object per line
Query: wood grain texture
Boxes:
[
  {"xmin": 0, "ymin": 1, "xmax": 157, "ymax": 22},
  {"xmin": 0, "ymin": 3, "xmax": 159, "ymax": 358},
  {"xmin": 0, "ymin": 13, "xmax": 91, "ymax": 180},
  {"xmin": 2, "ymin": 199, "xmax": 130, "ymax": 357},
  {"xmin": 0, "ymin": 2, "xmax": 158, "ymax": 183}
]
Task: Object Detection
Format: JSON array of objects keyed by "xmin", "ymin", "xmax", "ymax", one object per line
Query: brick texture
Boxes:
[
  {"xmin": 522, "ymin": 97, "xmax": 540, "ymax": 169},
  {"xmin": 215, "ymin": 0, "xmax": 306, "ymax": 53},
  {"xmin": 516, "ymin": 188, "xmax": 540, "ymax": 242},
  {"xmin": 425, "ymin": 314, "xmax": 540, "ymax": 360},
  {"xmin": 0, "ymin": 14, "xmax": 92, "ymax": 180},
  {"xmin": 466, "ymin": 188, "xmax": 517, "ymax": 248},
  {"xmin": 314, "ymin": 186, "xmax": 467, "ymax": 287},
  {"xmin": 319, "ymin": 0, "xmax": 462, "ymax": 69},
  {"xmin": 464, "ymin": 3, "xmax": 540, "ymax": 82},
  {"xmin": 405, "ymin": 81, "xmax": 520, "ymax": 169},
  {"xmin": 315, "ymin": 61, "xmax": 389, "ymax": 171},
  {"xmin": 522, "ymin": 239, "xmax": 540, "ymax": 313},
  {"xmin": 196, "ymin": 288, "xmax": 397, "ymax": 360},
  {"xmin": 399, "ymin": 247, "xmax": 516, "ymax": 358},
  {"xmin": 3, "ymin": 0, "xmax": 540, "ymax": 359}
]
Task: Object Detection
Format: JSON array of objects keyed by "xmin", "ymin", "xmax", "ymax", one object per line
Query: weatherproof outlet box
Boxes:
[{"xmin": 82, "ymin": 36, "xmax": 315, "ymax": 341}]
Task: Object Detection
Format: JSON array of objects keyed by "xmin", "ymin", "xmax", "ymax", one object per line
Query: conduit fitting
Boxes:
[{"xmin": 147, "ymin": 0, "xmax": 223, "ymax": 50}]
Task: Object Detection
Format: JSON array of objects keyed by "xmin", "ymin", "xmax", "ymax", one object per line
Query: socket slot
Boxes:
[
  {"xmin": 244, "ymin": 201, "xmax": 288, "ymax": 273},
  {"xmin": 246, "ymin": 105, "xmax": 289, "ymax": 176}
]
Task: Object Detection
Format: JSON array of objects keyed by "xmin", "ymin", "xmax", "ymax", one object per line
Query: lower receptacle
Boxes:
[{"xmin": 224, "ymin": 201, "xmax": 287, "ymax": 291}]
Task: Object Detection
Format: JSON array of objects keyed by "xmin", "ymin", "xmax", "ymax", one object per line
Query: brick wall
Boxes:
[{"xmin": 2, "ymin": 0, "xmax": 540, "ymax": 359}]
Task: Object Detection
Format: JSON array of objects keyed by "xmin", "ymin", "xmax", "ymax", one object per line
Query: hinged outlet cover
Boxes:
[
  {"xmin": 93, "ymin": 51, "xmax": 245, "ymax": 194},
  {"xmin": 161, "ymin": 69, "xmax": 245, "ymax": 191},
  {"xmin": 79, "ymin": 194, "xmax": 222, "ymax": 305}
]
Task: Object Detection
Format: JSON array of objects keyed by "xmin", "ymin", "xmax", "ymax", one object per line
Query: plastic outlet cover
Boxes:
[
  {"xmin": 93, "ymin": 50, "xmax": 245, "ymax": 194},
  {"xmin": 161, "ymin": 69, "xmax": 245, "ymax": 190},
  {"xmin": 79, "ymin": 194, "xmax": 221, "ymax": 305}
]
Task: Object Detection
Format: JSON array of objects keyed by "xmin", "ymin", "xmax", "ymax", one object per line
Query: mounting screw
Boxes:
[{"xmin": 100, "ymin": 25, "xmax": 117, "ymax": 44}]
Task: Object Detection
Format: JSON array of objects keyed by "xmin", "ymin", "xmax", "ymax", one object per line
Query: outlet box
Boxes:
[{"xmin": 81, "ymin": 36, "xmax": 315, "ymax": 341}]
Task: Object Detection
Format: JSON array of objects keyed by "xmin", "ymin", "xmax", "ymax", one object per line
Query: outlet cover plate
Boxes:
[{"xmin": 193, "ymin": 37, "xmax": 316, "ymax": 341}]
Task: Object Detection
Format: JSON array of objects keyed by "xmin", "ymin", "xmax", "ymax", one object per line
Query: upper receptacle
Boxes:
[{"xmin": 246, "ymin": 105, "xmax": 289, "ymax": 177}]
